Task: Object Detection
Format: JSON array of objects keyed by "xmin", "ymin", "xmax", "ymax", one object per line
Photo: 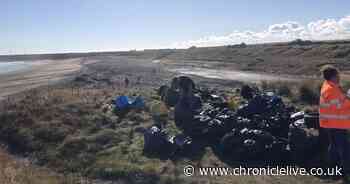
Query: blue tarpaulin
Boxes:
[
  {"xmin": 115, "ymin": 95, "xmax": 145, "ymax": 110},
  {"xmin": 115, "ymin": 96, "xmax": 131, "ymax": 109}
]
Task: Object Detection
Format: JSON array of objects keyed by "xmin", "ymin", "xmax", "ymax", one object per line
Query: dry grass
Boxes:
[
  {"xmin": 260, "ymin": 80, "xmax": 323, "ymax": 106},
  {"xmin": 0, "ymin": 85, "xmax": 168, "ymax": 183},
  {"xmin": 0, "ymin": 148, "xmax": 87, "ymax": 184},
  {"xmin": 0, "ymin": 83, "xmax": 344, "ymax": 184}
]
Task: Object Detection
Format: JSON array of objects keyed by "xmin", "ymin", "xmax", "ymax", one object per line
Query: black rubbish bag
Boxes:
[
  {"xmin": 236, "ymin": 95, "xmax": 269, "ymax": 118},
  {"xmin": 263, "ymin": 138, "xmax": 290, "ymax": 163},
  {"xmin": 143, "ymin": 126, "xmax": 176, "ymax": 157},
  {"xmin": 158, "ymin": 85, "xmax": 169, "ymax": 101},
  {"xmin": 205, "ymin": 118, "xmax": 228, "ymax": 141},
  {"xmin": 173, "ymin": 134, "xmax": 202, "ymax": 157},
  {"xmin": 288, "ymin": 119, "xmax": 320, "ymax": 163},
  {"xmin": 220, "ymin": 129, "xmax": 245, "ymax": 160},
  {"xmin": 188, "ymin": 115, "xmax": 230, "ymax": 141},
  {"xmin": 242, "ymin": 138, "xmax": 266, "ymax": 159},
  {"xmin": 220, "ymin": 128, "xmax": 279, "ymax": 161},
  {"xmin": 234, "ymin": 116, "xmax": 256, "ymax": 129},
  {"xmin": 164, "ymin": 89, "xmax": 180, "ymax": 107},
  {"xmin": 290, "ymin": 111, "xmax": 304, "ymax": 122},
  {"xmin": 241, "ymin": 85, "xmax": 254, "ymax": 100},
  {"xmin": 185, "ymin": 115, "xmax": 211, "ymax": 137},
  {"xmin": 248, "ymin": 95, "xmax": 269, "ymax": 114},
  {"xmin": 197, "ymin": 88, "xmax": 212, "ymax": 102},
  {"xmin": 304, "ymin": 112, "xmax": 319, "ymax": 129},
  {"xmin": 267, "ymin": 115, "xmax": 291, "ymax": 138}
]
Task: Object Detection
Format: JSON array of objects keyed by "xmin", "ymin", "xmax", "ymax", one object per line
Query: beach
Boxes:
[{"xmin": 0, "ymin": 59, "xmax": 82, "ymax": 100}]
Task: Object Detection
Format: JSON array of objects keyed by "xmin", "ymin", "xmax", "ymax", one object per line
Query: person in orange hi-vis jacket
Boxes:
[{"xmin": 319, "ymin": 65, "xmax": 350, "ymax": 175}]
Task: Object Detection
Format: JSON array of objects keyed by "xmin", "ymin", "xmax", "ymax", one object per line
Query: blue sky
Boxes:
[{"xmin": 1, "ymin": 0, "xmax": 350, "ymax": 54}]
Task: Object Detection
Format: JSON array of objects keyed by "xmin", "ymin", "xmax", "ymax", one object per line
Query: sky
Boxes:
[{"xmin": 1, "ymin": 0, "xmax": 350, "ymax": 55}]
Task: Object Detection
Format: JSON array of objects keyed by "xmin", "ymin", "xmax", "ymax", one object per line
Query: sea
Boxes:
[{"xmin": 0, "ymin": 62, "xmax": 31, "ymax": 75}]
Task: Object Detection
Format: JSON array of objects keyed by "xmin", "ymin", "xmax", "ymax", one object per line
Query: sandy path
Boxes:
[{"xmin": 0, "ymin": 58, "xmax": 82, "ymax": 100}]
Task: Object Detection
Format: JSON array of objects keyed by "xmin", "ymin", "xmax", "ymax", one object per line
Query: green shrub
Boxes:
[{"xmin": 341, "ymin": 80, "xmax": 350, "ymax": 91}]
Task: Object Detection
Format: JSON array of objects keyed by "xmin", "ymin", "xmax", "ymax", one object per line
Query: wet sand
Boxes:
[
  {"xmin": 0, "ymin": 58, "xmax": 82, "ymax": 100},
  {"xmin": 168, "ymin": 67, "xmax": 300, "ymax": 82}
]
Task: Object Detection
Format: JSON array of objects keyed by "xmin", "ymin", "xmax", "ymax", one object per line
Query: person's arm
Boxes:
[{"xmin": 338, "ymin": 91, "xmax": 350, "ymax": 109}]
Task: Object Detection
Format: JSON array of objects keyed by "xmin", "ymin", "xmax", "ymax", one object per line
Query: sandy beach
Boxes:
[{"xmin": 0, "ymin": 58, "xmax": 82, "ymax": 100}]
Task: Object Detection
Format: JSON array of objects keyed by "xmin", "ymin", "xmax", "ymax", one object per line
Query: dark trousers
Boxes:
[{"xmin": 326, "ymin": 129, "xmax": 350, "ymax": 173}]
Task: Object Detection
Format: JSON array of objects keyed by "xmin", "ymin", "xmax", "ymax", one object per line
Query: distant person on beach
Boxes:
[
  {"xmin": 124, "ymin": 77, "xmax": 130, "ymax": 88},
  {"xmin": 136, "ymin": 76, "xmax": 142, "ymax": 85}
]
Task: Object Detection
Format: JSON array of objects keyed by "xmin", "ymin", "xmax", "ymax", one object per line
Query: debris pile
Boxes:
[
  {"xmin": 143, "ymin": 125, "xmax": 201, "ymax": 158},
  {"xmin": 288, "ymin": 111, "xmax": 321, "ymax": 163},
  {"xmin": 220, "ymin": 128, "xmax": 287, "ymax": 162},
  {"xmin": 145, "ymin": 78, "xmax": 322, "ymax": 164},
  {"xmin": 220, "ymin": 90, "xmax": 294, "ymax": 163},
  {"xmin": 158, "ymin": 77, "xmax": 180, "ymax": 108}
]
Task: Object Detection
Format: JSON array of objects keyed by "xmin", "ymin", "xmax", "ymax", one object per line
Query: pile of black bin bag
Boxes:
[
  {"xmin": 143, "ymin": 125, "xmax": 202, "ymax": 158},
  {"xmin": 220, "ymin": 91, "xmax": 294, "ymax": 163},
  {"xmin": 144, "ymin": 84, "xmax": 321, "ymax": 164}
]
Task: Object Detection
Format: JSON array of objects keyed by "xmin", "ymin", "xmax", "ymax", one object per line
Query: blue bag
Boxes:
[
  {"xmin": 115, "ymin": 96, "xmax": 131, "ymax": 109},
  {"xmin": 130, "ymin": 96, "xmax": 145, "ymax": 109}
]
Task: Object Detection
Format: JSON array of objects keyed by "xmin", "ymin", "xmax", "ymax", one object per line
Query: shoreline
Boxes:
[{"xmin": 0, "ymin": 58, "xmax": 82, "ymax": 100}]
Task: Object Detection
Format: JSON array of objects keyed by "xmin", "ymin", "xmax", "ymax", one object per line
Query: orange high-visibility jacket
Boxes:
[{"xmin": 319, "ymin": 80, "xmax": 350, "ymax": 129}]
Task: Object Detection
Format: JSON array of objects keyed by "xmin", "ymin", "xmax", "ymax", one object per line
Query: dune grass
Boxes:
[{"xmin": 0, "ymin": 83, "xmax": 342, "ymax": 184}]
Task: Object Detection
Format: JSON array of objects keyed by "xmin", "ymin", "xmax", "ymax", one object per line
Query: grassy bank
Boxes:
[
  {"xmin": 0, "ymin": 147, "xmax": 90, "ymax": 184},
  {"xmin": 0, "ymin": 85, "xmax": 184, "ymax": 183},
  {"xmin": 0, "ymin": 77, "xmax": 342, "ymax": 184}
]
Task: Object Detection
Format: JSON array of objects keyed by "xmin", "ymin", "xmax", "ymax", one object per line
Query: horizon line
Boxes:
[{"xmin": 1, "ymin": 38, "xmax": 350, "ymax": 57}]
